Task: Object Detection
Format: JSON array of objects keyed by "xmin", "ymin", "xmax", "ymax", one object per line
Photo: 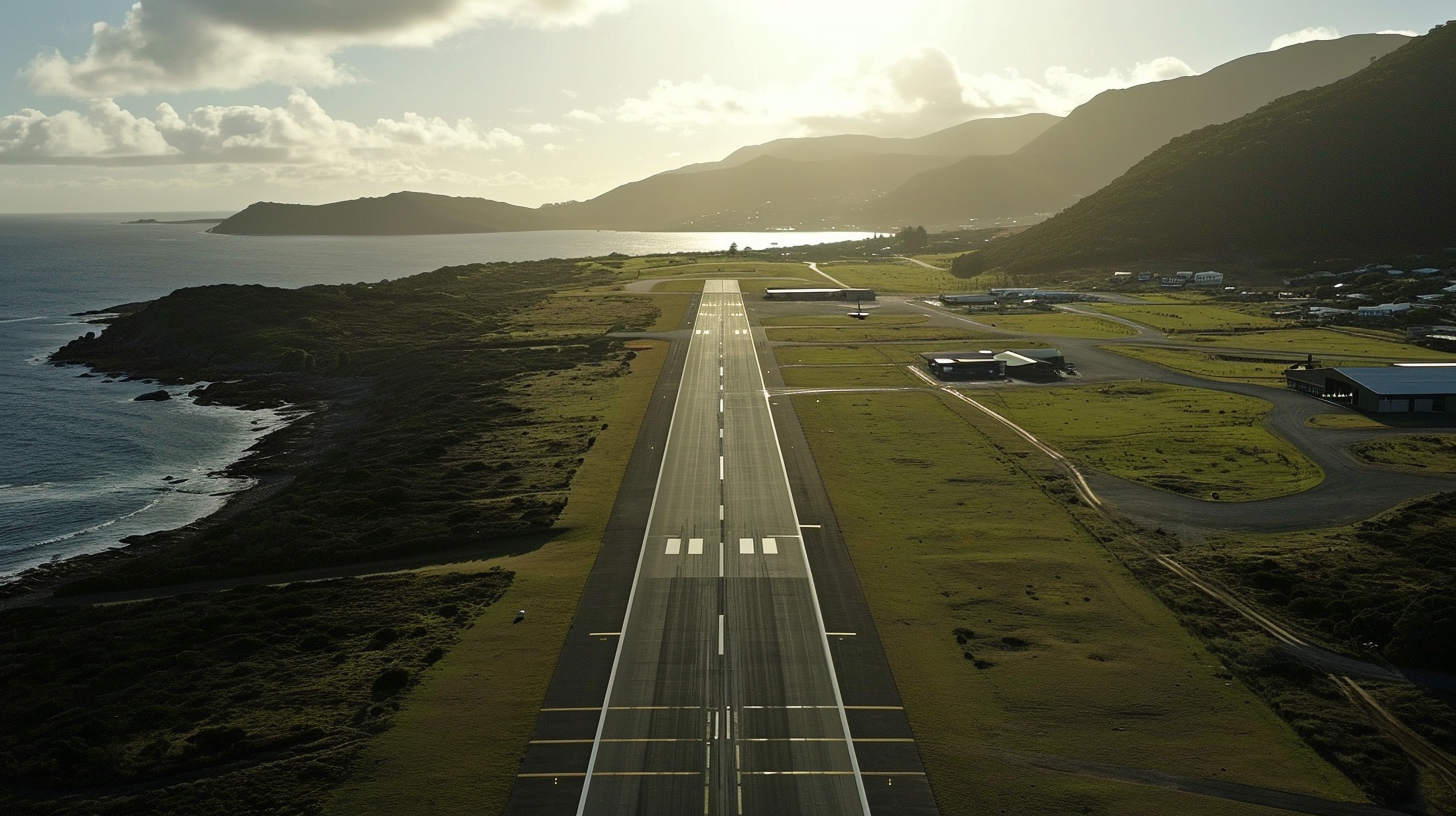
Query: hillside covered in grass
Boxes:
[{"xmin": 953, "ymin": 23, "xmax": 1456, "ymax": 275}]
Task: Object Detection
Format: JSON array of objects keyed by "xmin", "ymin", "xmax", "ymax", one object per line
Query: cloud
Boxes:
[
  {"xmin": 25, "ymin": 0, "xmax": 632, "ymax": 97},
  {"xmin": 608, "ymin": 47, "xmax": 1195, "ymax": 137},
  {"xmin": 1269, "ymin": 26, "xmax": 1341, "ymax": 51},
  {"xmin": 564, "ymin": 108, "xmax": 602, "ymax": 123},
  {"xmin": 0, "ymin": 90, "xmax": 522, "ymax": 166}
]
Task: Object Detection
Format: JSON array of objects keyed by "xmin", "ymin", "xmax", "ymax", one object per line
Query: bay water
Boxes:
[{"xmin": 0, "ymin": 214, "xmax": 870, "ymax": 580}]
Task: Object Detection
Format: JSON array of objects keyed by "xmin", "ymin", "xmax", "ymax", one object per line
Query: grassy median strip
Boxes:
[
  {"xmin": 791, "ymin": 390, "xmax": 1362, "ymax": 814},
  {"xmin": 779, "ymin": 364, "xmax": 920, "ymax": 389},
  {"xmin": 1100, "ymin": 345, "xmax": 1296, "ymax": 385},
  {"xmin": 766, "ymin": 325, "xmax": 996, "ymax": 343},
  {"xmin": 1179, "ymin": 328, "xmax": 1456, "ymax": 360},
  {"xmin": 964, "ymin": 312, "xmax": 1138, "ymax": 338},
  {"xmin": 976, "ymin": 382, "xmax": 1323, "ymax": 501},
  {"xmin": 1085, "ymin": 304, "xmax": 1282, "ymax": 332}
]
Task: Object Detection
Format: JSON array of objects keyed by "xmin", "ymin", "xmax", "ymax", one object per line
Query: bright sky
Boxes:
[{"xmin": 0, "ymin": 0, "xmax": 1448, "ymax": 213}]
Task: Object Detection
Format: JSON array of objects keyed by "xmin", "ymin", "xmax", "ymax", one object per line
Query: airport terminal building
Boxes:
[{"xmin": 1285, "ymin": 365, "xmax": 1456, "ymax": 413}]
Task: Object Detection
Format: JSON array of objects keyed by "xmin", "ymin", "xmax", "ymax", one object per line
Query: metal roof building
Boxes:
[
  {"xmin": 1285, "ymin": 365, "xmax": 1456, "ymax": 413},
  {"xmin": 763, "ymin": 287, "xmax": 876, "ymax": 301}
]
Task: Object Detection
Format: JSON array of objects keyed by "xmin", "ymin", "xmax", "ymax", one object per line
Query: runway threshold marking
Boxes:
[
  {"xmin": 762, "ymin": 537, "xmax": 778, "ymax": 554},
  {"xmin": 689, "ymin": 538, "xmax": 704, "ymax": 555},
  {"xmin": 589, "ymin": 632, "xmax": 621, "ymax": 637},
  {"xmin": 825, "ymin": 632, "xmax": 856, "ymax": 637},
  {"xmin": 666, "ymin": 538, "xmax": 681, "ymax": 555},
  {"xmin": 739, "ymin": 538, "xmax": 754, "ymax": 554}
]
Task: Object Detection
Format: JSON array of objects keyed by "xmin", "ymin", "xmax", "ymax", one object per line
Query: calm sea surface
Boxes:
[{"xmin": 0, "ymin": 214, "xmax": 871, "ymax": 580}]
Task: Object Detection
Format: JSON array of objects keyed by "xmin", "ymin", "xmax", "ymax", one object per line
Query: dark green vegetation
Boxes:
[
  {"xmin": 0, "ymin": 570, "xmax": 510, "ymax": 815},
  {"xmin": 47, "ymin": 261, "xmax": 652, "ymax": 592},
  {"xmin": 1190, "ymin": 493, "xmax": 1456, "ymax": 674},
  {"xmin": 956, "ymin": 24, "xmax": 1454, "ymax": 275}
]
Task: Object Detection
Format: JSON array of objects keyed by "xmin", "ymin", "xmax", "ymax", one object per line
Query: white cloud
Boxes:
[
  {"xmin": 0, "ymin": 90, "xmax": 522, "ymax": 166},
  {"xmin": 26, "ymin": 0, "xmax": 632, "ymax": 97},
  {"xmin": 608, "ymin": 47, "xmax": 1195, "ymax": 138},
  {"xmin": 564, "ymin": 108, "xmax": 602, "ymax": 123},
  {"xmin": 527, "ymin": 122, "xmax": 558, "ymax": 134},
  {"xmin": 1269, "ymin": 26, "xmax": 1341, "ymax": 51},
  {"xmin": 1377, "ymin": 29, "xmax": 1419, "ymax": 37}
]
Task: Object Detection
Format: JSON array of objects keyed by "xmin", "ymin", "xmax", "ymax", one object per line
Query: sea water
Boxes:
[{"xmin": 0, "ymin": 214, "xmax": 871, "ymax": 580}]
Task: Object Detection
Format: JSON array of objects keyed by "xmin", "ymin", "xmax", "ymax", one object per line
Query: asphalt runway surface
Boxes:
[{"xmin": 506, "ymin": 283, "xmax": 936, "ymax": 816}]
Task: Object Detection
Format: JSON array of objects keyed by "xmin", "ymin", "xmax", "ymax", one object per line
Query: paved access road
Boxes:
[{"xmin": 577, "ymin": 280, "xmax": 868, "ymax": 815}]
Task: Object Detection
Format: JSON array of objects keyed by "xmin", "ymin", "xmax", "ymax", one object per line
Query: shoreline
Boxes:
[{"xmin": 0, "ymin": 355, "xmax": 360, "ymax": 607}]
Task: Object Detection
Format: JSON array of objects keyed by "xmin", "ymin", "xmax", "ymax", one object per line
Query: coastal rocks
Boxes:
[{"xmin": 134, "ymin": 389, "xmax": 171, "ymax": 402}]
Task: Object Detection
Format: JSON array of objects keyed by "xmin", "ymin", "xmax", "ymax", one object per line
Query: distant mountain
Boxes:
[
  {"xmin": 868, "ymin": 33, "xmax": 1410, "ymax": 227},
  {"xmin": 212, "ymin": 116, "xmax": 1057, "ymax": 235},
  {"xmin": 211, "ymin": 191, "xmax": 545, "ymax": 235},
  {"xmin": 546, "ymin": 152, "xmax": 957, "ymax": 231},
  {"xmin": 211, "ymin": 35, "xmax": 1411, "ymax": 237},
  {"xmin": 953, "ymin": 24, "xmax": 1455, "ymax": 275},
  {"xmin": 669, "ymin": 113, "xmax": 1059, "ymax": 173}
]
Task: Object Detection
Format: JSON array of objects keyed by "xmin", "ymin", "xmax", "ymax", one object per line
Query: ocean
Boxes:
[{"xmin": 0, "ymin": 214, "xmax": 871, "ymax": 581}]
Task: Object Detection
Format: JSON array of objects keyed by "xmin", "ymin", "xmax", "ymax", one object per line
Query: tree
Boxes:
[
  {"xmin": 728, "ymin": 242, "xmax": 739, "ymax": 255},
  {"xmin": 896, "ymin": 225, "xmax": 929, "ymax": 251}
]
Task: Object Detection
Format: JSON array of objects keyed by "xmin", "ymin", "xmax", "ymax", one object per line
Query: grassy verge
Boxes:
[
  {"xmin": 975, "ymin": 382, "xmax": 1322, "ymax": 501},
  {"xmin": 964, "ymin": 312, "xmax": 1138, "ymax": 338},
  {"xmin": 810, "ymin": 261, "xmax": 974, "ymax": 293},
  {"xmin": 1178, "ymin": 328, "xmax": 1456, "ymax": 360},
  {"xmin": 322, "ymin": 339, "xmax": 668, "ymax": 816},
  {"xmin": 791, "ymin": 390, "xmax": 1362, "ymax": 814},
  {"xmin": 1305, "ymin": 413, "xmax": 1388, "ymax": 429},
  {"xmin": 1086, "ymin": 304, "xmax": 1281, "ymax": 332},
  {"xmin": 1102, "ymin": 346, "xmax": 1295, "ymax": 385},
  {"xmin": 761, "ymin": 314, "xmax": 928, "ymax": 327},
  {"xmin": 1348, "ymin": 435, "xmax": 1456, "ymax": 473},
  {"xmin": 765, "ymin": 325, "xmax": 995, "ymax": 343},
  {"xmin": 778, "ymin": 365, "xmax": 919, "ymax": 389}
]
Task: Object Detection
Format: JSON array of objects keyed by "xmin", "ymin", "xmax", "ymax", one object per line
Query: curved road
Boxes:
[{"xmin": 892, "ymin": 297, "xmax": 1456, "ymax": 537}]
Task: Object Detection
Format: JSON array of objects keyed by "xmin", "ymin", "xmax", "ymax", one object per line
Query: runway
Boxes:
[
  {"xmin": 577, "ymin": 280, "xmax": 865, "ymax": 814},
  {"xmin": 505, "ymin": 281, "xmax": 936, "ymax": 816}
]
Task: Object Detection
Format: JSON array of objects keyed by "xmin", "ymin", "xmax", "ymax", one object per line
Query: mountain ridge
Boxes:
[
  {"xmin": 952, "ymin": 24, "xmax": 1455, "ymax": 275},
  {"xmin": 209, "ymin": 34, "xmax": 1412, "ymax": 237}
]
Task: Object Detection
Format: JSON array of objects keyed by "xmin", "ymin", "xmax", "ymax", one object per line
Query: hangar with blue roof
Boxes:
[{"xmin": 1285, "ymin": 365, "xmax": 1456, "ymax": 413}]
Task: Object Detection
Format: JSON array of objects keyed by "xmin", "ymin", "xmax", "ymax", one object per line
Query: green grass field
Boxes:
[
  {"xmin": 1180, "ymin": 328, "xmax": 1456, "ymax": 360},
  {"xmin": 1087, "ymin": 304, "xmax": 1281, "ymax": 332},
  {"xmin": 1103, "ymin": 346, "xmax": 1294, "ymax": 385},
  {"xmin": 778, "ymin": 364, "xmax": 920, "ymax": 389},
  {"xmin": 772, "ymin": 345, "xmax": 897, "ymax": 365},
  {"xmin": 792, "ymin": 390, "xmax": 1362, "ymax": 815},
  {"xmin": 323, "ymin": 339, "xmax": 670, "ymax": 816},
  {"xmin": 1348, "ymin": 435, "xmax": 1456, "ymax": 473},
  {"xmin": 976, "ymin": 382, "xmax": 1323, "ymax": 501},
  {"xmin": 814, "ymin": 260, "xmax": 979, "ymax": 293},
  {"xmin": 968, "ymin": 312, "xmax": 1139, "ymax": 338},
  {"xmin": 766, "ymin": 325, "xmax": 996, "ymax": 343},
  {"xmin": 761, "ymin": 313, "xmax": 928, "ymax": 327}
]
